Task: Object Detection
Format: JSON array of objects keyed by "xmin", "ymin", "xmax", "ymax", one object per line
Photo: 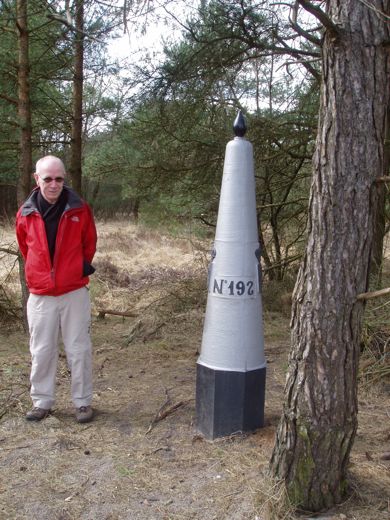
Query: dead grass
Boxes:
[
  {"xmin": 0, "ymin": 221, "xmax": 390, "ymax": 519},
  {"xmin": 360, "ymin": 258, "xmax": 390, "ymax": 389},
  {"xmin": 0, "ymin": 225, "xmax": 22, "ymax": 329},
  {"xmin": 94, "ymin": 221, "xmax": 205, "ymax": 276}
]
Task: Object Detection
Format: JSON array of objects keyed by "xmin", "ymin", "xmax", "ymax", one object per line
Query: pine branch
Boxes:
[
  {"xmin": 297, "ymin": 0, "xmax": 340, "ymax": 36},
  {"xmin": 290, "ymin": 1, "xmax": 322, "ymax": 47},
  {"xmin": 0, "ymin": 93, "xmax": 18, "ymax": 106}
]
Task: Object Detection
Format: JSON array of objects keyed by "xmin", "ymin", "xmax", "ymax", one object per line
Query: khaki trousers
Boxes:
[{"xmin": 27, "ymin": 287, "xmax": 93, "ymax": 409}]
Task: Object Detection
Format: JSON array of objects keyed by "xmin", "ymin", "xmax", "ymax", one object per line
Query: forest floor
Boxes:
[{"xmin": 0, "ymin": 221, "xmax": 390, "ymax": 520}]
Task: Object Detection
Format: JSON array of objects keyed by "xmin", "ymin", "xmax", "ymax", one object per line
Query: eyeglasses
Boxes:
[{"xmin": 39, "ymin": 176, "xmax": 65, "ymax": 184}]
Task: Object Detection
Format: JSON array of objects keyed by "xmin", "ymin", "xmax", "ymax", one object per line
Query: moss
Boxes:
[
  {"xmin": 287, "ymin": 424, "xmax": 352, "ymax": 511},
  {"xmin": 287, "ymin": 423, "xmax": 315, "ymax": 507},
  {"xmin": 340, "ymin": 477, "xmax": 349, "ymax": 496}
]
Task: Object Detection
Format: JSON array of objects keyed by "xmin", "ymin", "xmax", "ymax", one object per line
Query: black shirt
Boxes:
[{"xmin": 36, "ymin": 189, "xmax": 68, "ymax": 265}]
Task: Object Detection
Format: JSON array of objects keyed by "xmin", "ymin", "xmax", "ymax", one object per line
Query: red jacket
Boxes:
[{"xmin": 16, "ymin": 187, "xmax": 97, "ymax": 296}]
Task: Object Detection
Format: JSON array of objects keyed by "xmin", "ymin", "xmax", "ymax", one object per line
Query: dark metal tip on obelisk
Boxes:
[{"xmin": 233, "ymin": 110, "xmax": 246, "ymax": 137}]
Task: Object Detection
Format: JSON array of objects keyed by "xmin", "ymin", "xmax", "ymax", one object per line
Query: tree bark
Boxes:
[
  {"xmin": 370, "ymin": 104, "xmax": 390, "ymax": 286},
  {"xmin": 16, "ymin": 0, "xmax": 32, "ymax": 205},
  {"xmin": 17, "ymin": 253, "xmax": 29, "ymax": 331},
  {"xmin": 15, "ymin": 0, "xmax": 32, "ymax": 330},
  {"xmin": 69, "ymin": 0, "xmax": 84, "ymax": 195},
  {"xmin": 270, "ymin": 1, "xmax": 390, "ymax": 512},
  {"xmin": 258, "ymin": 214, "xmax": 275, "ymax": 280}
]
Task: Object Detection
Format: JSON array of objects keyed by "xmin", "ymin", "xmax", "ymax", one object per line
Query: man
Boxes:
[{"xmin": 16, "ymin": 155, "xmax": 97, "ymax": 423}]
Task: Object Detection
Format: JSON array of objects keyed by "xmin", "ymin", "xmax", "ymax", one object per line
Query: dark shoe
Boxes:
[
  {"xmin": 75, "ymin": 406, "xmax": 94, "ymax": 423},
  {"xmin": 25, "ymin": 407, "xmax": 50, "ymax": 421}
]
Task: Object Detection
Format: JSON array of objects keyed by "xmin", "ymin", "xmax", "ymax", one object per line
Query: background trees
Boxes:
[
  {"xmin": 0, "ymin": 0, "xmax": 124, "ymax": 204},
  {"xmin": 1, "ymin": 0, "xmax": 324, "ymax": 280},
  {"xmin": 88, "ymin": 0, "xmax": 321, "ymax": 275}
]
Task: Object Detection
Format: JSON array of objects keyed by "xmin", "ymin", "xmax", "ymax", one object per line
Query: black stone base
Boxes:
[{"xmin": 196, "ymin": 363, "xmax": 266, "ymax": 440}]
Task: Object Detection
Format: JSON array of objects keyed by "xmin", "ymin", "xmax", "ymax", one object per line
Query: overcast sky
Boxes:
[{"xmin": 108, "ymin": 1, "xmax": 197, "ymax": 63}]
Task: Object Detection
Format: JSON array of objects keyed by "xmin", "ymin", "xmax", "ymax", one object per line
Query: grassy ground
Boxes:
[{"xmin": 0, "ymin": 221, "xmax": 389, "ymax": 520}]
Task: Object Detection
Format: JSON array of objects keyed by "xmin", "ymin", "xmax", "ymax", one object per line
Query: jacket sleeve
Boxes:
[
  {"xmin": 15, "ymin": 212, "xmax": 28, "ymax": 260},
  {"xmin": 82, "ymin": 203, "xmax": 97, "ymax": 264}
]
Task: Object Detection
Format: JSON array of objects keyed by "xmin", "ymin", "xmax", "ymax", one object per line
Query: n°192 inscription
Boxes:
[{"xmin": 210, "ymin": 276, "xmax": 256, "ymax": 298}]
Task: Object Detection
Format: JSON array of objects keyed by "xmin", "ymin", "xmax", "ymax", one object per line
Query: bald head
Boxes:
[{"xmin": 36, "ymin": 155, "xmax": 66, "ymax": 176}]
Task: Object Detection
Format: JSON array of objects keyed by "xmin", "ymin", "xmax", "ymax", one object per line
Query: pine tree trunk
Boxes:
[
  {"xmin": 270, "ymin": 1, "xmax": 390, "ymax": 512},
  {"xmin": 370, "ymin": 104, "xmax": 390, "ymax": 286},
  {"xmin": 70, "ymin": 0, "xmax": 84, "ymax": 195},
  {"xmin": 16, "ymin": 0, "xmax": 31, "ymax": 330},
  {"xmin": 16, "ymin": 0, "xmax": 32, "ymax": 205},
  {"xmin": 17, "ymin": 253, "xmax": 29, "ymax": 332}
]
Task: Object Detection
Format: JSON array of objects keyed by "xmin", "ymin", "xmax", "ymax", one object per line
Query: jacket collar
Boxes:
[{"xmin": 21, "ymin": 186, "xmax": 84, "ymax": 216}]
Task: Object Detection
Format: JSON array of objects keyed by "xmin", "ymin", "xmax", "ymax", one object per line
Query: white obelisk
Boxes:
[{"xmin": 196, "ymin": 111, "xmax": 266, "ymax": 439}]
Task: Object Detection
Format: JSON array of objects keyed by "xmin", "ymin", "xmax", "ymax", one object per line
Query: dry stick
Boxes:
[
  {"xmin": 97, "ymin": 309, "xmax": 138, "ymax": 319},
  {"xmin": 2, "ymin": 444, "xmax": 33, "ymax": 451},
  {"xmin": 357, "ymin": 287, "xmax": 390, "ymax": 301},
  {"xmin": 149, "ymin": 446, "xmax": 170, "ymax": 455},
  {"xmin": 0, "ymin": 247, "xmax": 18, "ymax": 255},
  {"xmin": 126, "ymin": 320, "xmax": 143, "ymax": 345},
  {"xmin": 145, "ymin": 388, "xmax": 171, "ymax": 435},
  {"xmin": 145, "ymin": 388, "xmax": 188, "ymax": 435},
  {"xmin": 222, "ymin": 489, "xmax": 244, "ymax": 499},
  {"xmin": 376, "ymin": 176, "xmax": 390, "ymax": 182},
  {"xmin": 98, "ymin": 357, "xmax": 109, "ymax": 378},
  {"xmin": 145, "ymin": 401, "xmax": 186, "ymax": 435},
  {"xmin": 143, "ymin": 321, "xmax": 166, "ymax": 340}
]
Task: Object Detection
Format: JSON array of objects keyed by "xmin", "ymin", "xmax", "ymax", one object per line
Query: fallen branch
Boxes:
[
  {"xmin": 357, "ymin": 287, "xmax": 390, "ymax": 301},
  {"xmin": 142, "ymin": 322, "xmax": 167, "ymax": 341},
  {"xmin": 2, "ymin": 444, "xmax": 33, "ymax": 451},
  {"xmin": 376, "ymin": 176, "xmax": 390, "ymax": 183},
  {"xmin": 97, "ymin": 309, "xmax": 138, "ymax": 319},
  {"xmin": 145, "ymin": 388, "xmax": 189, "ymax": 435},
  {"xmin": 145, "ymin": 401, "xmax": 186, "ymax": 435},
  {"xmin": 197, "ymin": 215, "xmax": 216, "ymax": 228},
  {"xmin": 98, "ymin": 357, "xmax": 109, "ymax": 378},
  {"xmin": 126, "ymin": 320, "xmax": 143, "ymax": 344},
  {"xmin": 146, "ymin": 446, "xmax": 170, "ymax": 456}
]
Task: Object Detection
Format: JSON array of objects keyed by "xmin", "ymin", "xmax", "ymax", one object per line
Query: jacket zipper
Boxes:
[
  {"xmin": 52, "ymin": 212, "xmax": 67, "ymax": 285},
  {"xmin": 36, "ymin": 211, "xmax": 54, "ymax": 284},
  {"xmin": 51, "ymin": 207, "xmax": 81, "ymax": 286}
]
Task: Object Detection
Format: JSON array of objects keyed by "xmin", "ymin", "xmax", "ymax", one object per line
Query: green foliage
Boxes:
[
  {"xmin": 79, "ymin": 1, "xmax": 322, "ymax": 280},
  {"xmin": 84, "ymin": 98, "xmax": 231, "ymax": 222},
  {"xmin": 158, "ymin": 0, "xmax": 270, "ymax": 94},
  {"xmin": 0, "ymin": 1, "xmax": 19, "ymax": 181},
  {"xmin": 0, "ymin": 0, "xmax": 124, "ymax": 188},
  {"xmin": 0, "ymin": 0, "xmax": 323, "ymax": 281},
  {"xmin": 0, "ymin": 0, "xmax": 75, "ymax": 181},
  {"xmin": 104, "ymin": 0, "xmax": 320, "ymax": 277}
]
